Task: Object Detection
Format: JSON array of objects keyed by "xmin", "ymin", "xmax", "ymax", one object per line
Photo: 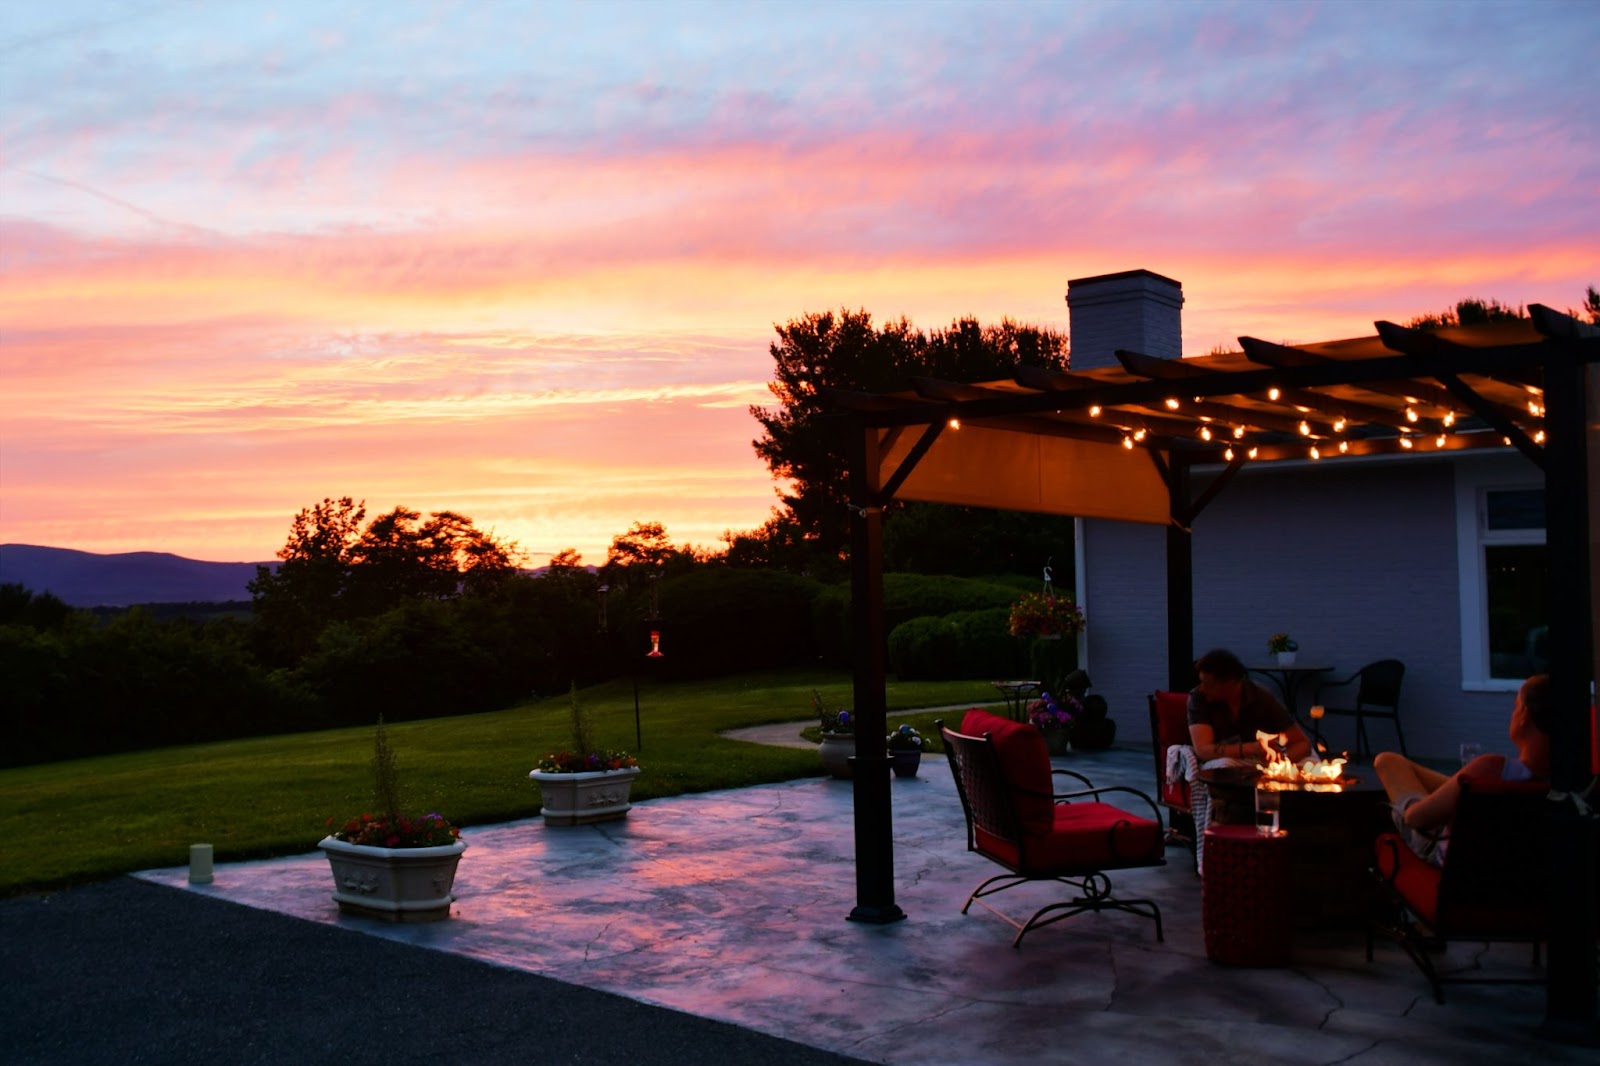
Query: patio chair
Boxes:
[
  {"xmin": 1147, "ymin": 691, "xmax": 1199, "ymax": 871},
  {"xmin": 1367, "ymin": 776, "xmax": 1550, "ymax": 1003},
  {"xmin": 936, "ymin": 708, "xmax": 1166, "ymax": 947},
  {"xmin": 1314, "ymin": 659, "xmax": 1406, "ymax": 760}
]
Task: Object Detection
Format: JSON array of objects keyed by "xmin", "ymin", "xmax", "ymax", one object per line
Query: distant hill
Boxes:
[{"xmin": 0, "ymin": 544, "xmax": 273, "ymax": 607}]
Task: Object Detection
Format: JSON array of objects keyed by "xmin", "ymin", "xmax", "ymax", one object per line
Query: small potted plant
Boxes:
[
  {"xmin": 886, "ymin": 723, "xmax": 925, "ymax": 777},
  {"xmin": 1268, "ymin": 633, "xmax": 1299, "ymax": 665},
  {"xmin": 528, "ymin": 685, "xmax": 641, "ymax": 825},
  {"xmin": 814, "ymin": 688, "xmax": 855, "ymax": 779},
  {"xmin": 1061, "ymin": 669, "xmax": 1116, "ymax": 750},
  {"xmin": 1007, "ymin": 590, "xmax": 1086, "ymax": 640},
  {"xmin": 319, "ymin": 718, "xmax": 467, "ymax": 922},
  {"xmin": 1027, "ymin": 691, "xmax": 1079, "ymax": 755}
]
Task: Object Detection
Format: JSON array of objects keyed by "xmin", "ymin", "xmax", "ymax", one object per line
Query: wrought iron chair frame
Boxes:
[
  {"xmin": 937, "ymin": 719, "xmax": 1166, "ymax": 947},
  {"xmin": 1366, "ymin": 776, "xmax": 1550, "ymax": 1003},
  {"xmin": 1315, "ymin": 658, "xmax": 1407, "ymax": 760}
]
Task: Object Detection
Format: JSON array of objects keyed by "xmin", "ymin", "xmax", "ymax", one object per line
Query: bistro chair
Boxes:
[
  {"xmin": 937, "ymin": 708, "xmax": 1166, "ymax": 947},
  {"xmin": 1147, "ymin": 691, "xmax": 1199, "ymax": 870},
  {"xmin": 1367, "ymin": 776, "xmax": 1550, "ymax": 1003},
  {"xmin": 1314, "ymin": 659, "xmax": 1406, "ymax": 760}
]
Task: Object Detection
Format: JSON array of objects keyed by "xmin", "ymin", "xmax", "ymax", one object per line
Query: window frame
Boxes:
[{"xmin": 1454, "ymin": 461, "xmax": 1545, "ymax": 691}]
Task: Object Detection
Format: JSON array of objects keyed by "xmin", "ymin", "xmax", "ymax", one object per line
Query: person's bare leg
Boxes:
[{"xmin": 1374, "ymin": 751, "xmax": 1448, "ymax": 802}]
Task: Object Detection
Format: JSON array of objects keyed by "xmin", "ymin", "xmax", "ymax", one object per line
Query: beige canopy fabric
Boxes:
[{"xmin": 879, "ymin": 422, "xmax": 1170, "ymax": 525}]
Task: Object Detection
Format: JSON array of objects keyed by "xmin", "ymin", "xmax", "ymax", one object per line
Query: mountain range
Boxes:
[{"xmin": 0, "ymin": 544, "xmax": 272, "ymax": 607}]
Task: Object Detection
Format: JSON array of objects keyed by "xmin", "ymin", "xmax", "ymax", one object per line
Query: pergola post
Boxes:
[
  {"xmin": 847, "ymin": 421, "xmax": 905, "ymax": 924},
  {"xmin": 1538, "ymin": 347, "xmax": 1597, "ymax": 1031},
  {"xmin": 1165, "ymin": 450, "xmax": 1195, "ymax": 692}
]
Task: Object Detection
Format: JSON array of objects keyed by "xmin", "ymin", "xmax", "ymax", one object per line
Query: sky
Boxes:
[{"xmin": 2, "ymin": 0, "xmax": 1597, "ymax": 566}]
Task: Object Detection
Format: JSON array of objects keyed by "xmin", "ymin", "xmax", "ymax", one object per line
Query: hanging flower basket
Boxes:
[{"xmin": 1007, "ymin": 591, "xmax": 1086, "ymax": 640}]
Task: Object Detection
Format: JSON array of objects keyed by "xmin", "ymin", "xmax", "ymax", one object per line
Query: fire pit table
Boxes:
[{"xmin": 1198, "ymin": 765, "xmax": 1391, "ymax": 929}]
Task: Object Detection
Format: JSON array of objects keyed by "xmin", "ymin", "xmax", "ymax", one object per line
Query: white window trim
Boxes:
[{"xmin": 1454, "ymin": 465, "xmax": 1544, "ymax": 691}]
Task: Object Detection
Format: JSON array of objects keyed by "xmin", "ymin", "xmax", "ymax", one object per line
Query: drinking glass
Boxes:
[
  {"xmin": 1254, "ymin": 786, "xmax": 1281, "ymax": 837},
  {"xmin": 1459, "ymin": 742, "xmax": 1484, "ymax": 766}
]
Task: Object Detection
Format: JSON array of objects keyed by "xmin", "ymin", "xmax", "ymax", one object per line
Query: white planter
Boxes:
[
  {"xmin": 317, "ymin": 837, "xmax": 466, "ymax": 922},
  {"xmin": 529, "ymin": 766, "xmax": 641, "ymax": 825},
  {"xmin": 1276, "ymin": 651, "xmax": 1297, "ymax": 665}
]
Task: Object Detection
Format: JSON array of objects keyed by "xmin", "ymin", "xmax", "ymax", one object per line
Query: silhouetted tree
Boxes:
[{"xmin": 746, "ymin": 311, "xmax": 1069, "ymax": 573}]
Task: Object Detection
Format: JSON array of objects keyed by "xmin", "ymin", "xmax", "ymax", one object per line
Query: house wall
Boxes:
[{"xmin": 1084, "ymin": 454, "xmax": 1528, "ymax": 763}]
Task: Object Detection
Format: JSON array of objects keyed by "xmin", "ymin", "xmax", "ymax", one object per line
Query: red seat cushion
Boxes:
[
  {"xmin": 962, "ymin": 708, "xmax": 1053, "ymax": 837},
  {"xmin": 976, "ymin": 801, "xmax": 1163, "ymax": 874}
]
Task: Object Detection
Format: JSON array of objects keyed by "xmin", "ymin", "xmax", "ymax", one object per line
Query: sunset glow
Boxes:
[{"xmin": 3, "ymin": 1, "xmax": 1596, "ymax": 564}]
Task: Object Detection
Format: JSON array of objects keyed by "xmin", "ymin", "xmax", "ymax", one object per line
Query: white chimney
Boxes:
[{"xmin": 1065, "ymin": 269, "xmax": 1184, "ymax": 371}]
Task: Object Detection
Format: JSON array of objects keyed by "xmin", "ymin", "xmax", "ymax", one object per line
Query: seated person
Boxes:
[
  {"xmin": 1374, "ymin": 673, "xmax": 1550, "ymax": 866},
  {"xmin": 1187, "ymin": 647, "xmax": 1314, "ymax": 765}
]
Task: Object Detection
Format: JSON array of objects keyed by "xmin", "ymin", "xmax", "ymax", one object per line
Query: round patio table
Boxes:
[{"xmin": 989, "ymin": 680, "xmax": 1041, "ymax": 721}]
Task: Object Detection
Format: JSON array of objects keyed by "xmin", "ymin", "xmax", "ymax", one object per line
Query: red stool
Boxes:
[{"xmin": 1202, "ymin": 825, "xmax": 1293, "ymax": 966}]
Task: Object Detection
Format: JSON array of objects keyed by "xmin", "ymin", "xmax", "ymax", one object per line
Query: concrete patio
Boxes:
[{"xmin": 133, "ymin": 743, "xmax": 1589, "ymax": 1065}]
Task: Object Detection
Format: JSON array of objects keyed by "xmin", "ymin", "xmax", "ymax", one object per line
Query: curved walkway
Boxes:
[{"xmin": 720, "ymin": 703, "xmax": 1002, "ymax": 750}]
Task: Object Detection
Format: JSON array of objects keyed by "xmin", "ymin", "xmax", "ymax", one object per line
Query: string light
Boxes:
[
  {"xmin": 1247, "ymin": 447, "xmax": 1259, "ymax": 459},
  {"xmin": 1165, "ymin": 398, "xmax": 1180, "ymax": 410},
  {"xmin": 1442, "ymin": 411, "xmax": 1456, "ymax": 427},
  {"xmin": 1089, "ymin": 405, "xmax": 1102, "ymax": 417},
  {"xmin": 1132, "ymin": 428, "xmax": 1147, "ymax": 442},
  {"xmin": 1534, "ymin": 430, "xmax": 1546, "ymax": 443},
  {"xmin": 1435, "ymin": 434, "xmax": 1446, "ymax": 448},
  {"xmin": 1338, "ymin": 441, "xmax": 1350, "ymax": 454},
  {"xmin": 1333, "ymin": 418, "xmax": 1346, "ymax": 433},
  {"xmin": 1199, "ymin": 426, "xmax": 1213, "ymax": 441},
  {"xmin": 1298, "ymin": 420, "xmax": 1311, "ymax": 436},
  {"xmin": 1122, "ymin": 435, "xmax": 1134, "ymax": 449},
  {"xmin": 1405, "ymin": 407, "xmax": 1419, "ymax": 423},
  {"xmin": 1233, "ymin": 425, "xmax": 1245, "ymax": 439},
  {"xmin": 1399, "ymin": 437, "xmax": 1414, "ymax": 450},
  {"xmin": 1528, "ymin": 400, "xmax": 1544, "ymax": 417},
  {"xmin": 1267, "ymin": 387, "xmax": 1281, "ymax": 401},
  {"xmin": 1309, "ymin": 445, "xmax": 1320, "ymax": 460},
  {"xmin": 948, "ymin": 418, "xmax": 961, "ymax": 430},
  {"xmin": 1224, "ymin": 447, "xmax": 1234, "ymax": 461}
]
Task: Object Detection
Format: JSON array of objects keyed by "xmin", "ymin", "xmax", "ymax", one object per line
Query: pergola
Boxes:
[{"xmin": 827, "ymin": 307, "xmax": 1599, "ymax": 1028}]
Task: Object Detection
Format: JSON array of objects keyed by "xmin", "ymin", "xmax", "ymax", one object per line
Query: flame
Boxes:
[{"xmin": 1253, "ymin": 730, "xmax": 1347, "ymax": 789}]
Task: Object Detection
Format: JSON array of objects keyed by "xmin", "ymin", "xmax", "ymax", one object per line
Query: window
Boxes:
[{"xmin": 1456, "ymin": 466, "xmax": 1546, "ymax": 688}]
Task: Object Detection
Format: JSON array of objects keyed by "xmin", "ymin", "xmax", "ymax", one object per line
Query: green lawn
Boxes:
[{"xmin": 0, "ymin": 670, "xmax": 998, "ymax": 897}]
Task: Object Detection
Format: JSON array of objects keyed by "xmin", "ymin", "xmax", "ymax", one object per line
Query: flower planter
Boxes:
[
  {"xmin": 890, "ymin": 749, "xmax": 922, "ymax": 778},
  {"xmin": 529, "ymin": 766, "xmax": 641, "ymax": 825},
  {"xmin": 318, "ymin": 837, "xmax": 466, "ymax": 922},
  {"xmin": 1040, "ymin": 726, "xmax": 1071, "ymax": 756},
  {"xmin": 1276, "ymin": 651, "xmax": 1297, "ymax": 665},
  {"xmin": 818, "ymin": 733, "xmax": 854, "ymax": 779}
]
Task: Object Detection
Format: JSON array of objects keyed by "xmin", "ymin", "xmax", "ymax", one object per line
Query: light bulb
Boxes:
[
  {"xmin": 1309, "ymin": 445, "xmax": 1320, "ymax": 459},
  {"xmin": 1199, "ymin": 426, "xmax": 1213, "ymax": 441},
  {"xmin": 948, "ymin": 418, "xmax": 961, "ymax": 430},
  {"xmin": 1165, "ymin": 398, "xmax": 1180, "ymax": 410},
  {"xmin": 1267, "ymin": 387, "xmax": 1281, "ymax": 401},
  {"xmin": 1089, "ymin": 405, "xmax": 1102, "ymax": 417}
]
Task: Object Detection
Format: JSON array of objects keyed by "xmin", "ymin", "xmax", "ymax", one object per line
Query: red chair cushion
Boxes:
[
  {"xmin": 962, "ymin": 708, "xmax": 1053, "ymax": 837},
  {"xmin": 1152, "ymin": 690, "xmax": 1190, "ymax": 747},
  {"xmin": 976, "ymin": 802, "xmax": 1163, "ymax": 873},
  {"xmin": 1374, "ymin": 832, "xmax": 1441, "ymax": 927},
  {"xmin": 1152, "ymin": 691, "xmax": 1192, "ymax": 810}
]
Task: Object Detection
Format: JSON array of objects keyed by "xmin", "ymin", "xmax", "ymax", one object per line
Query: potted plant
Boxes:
[
  {"xmin": 1268, "ymin": 633, "xmax": 1299, "ymax": 665},
  {"xmin": 886, "ymin": 723, "xmax": 925, "ymax": 777},
  {"xmin": 1007, "ymin": 590, "xmax": 1086, "ymax": 641},
  {"xmin": 319, "ymin": 718, "xmax": 467, "ymax": 923},
  {"xmin": 1027, "ymin": 691, "xmax": 1080, "ymax": 755},
  {"xmin": 1059, "ymin": 669, "xmax": 1117, "ymax": 750},
  {"xmin": 814, "ymin": 689, "xmax": 855, "ymax": 779},
  {"xmin": 528, "ymin": 685, "xmax": 641, "ymax": 825}
]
